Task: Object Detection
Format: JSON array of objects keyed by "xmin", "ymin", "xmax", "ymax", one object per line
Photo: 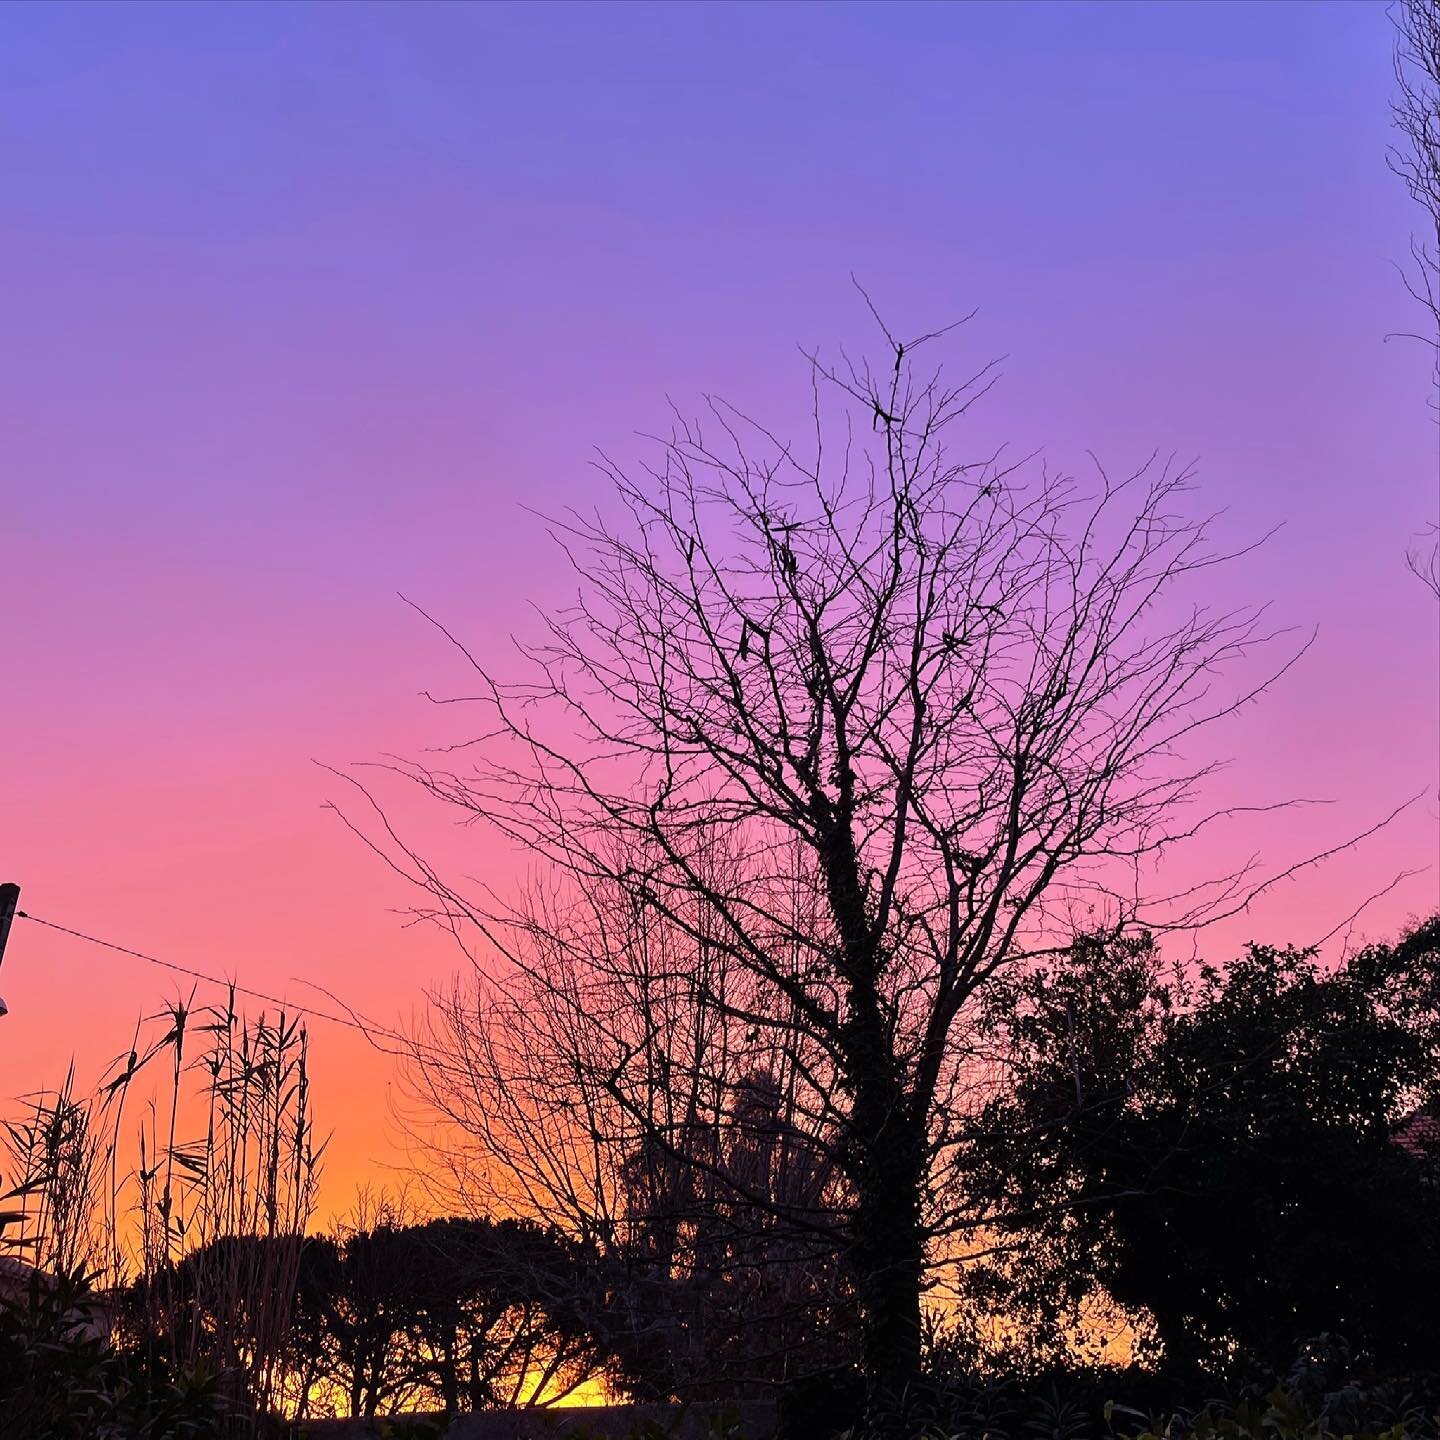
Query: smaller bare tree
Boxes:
[{"xmin": 1392, "ymin": 0, "xmax": 1440, "ymax": 597}]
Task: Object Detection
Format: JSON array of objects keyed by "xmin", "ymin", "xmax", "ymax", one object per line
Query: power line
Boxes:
[
  {"xmin": 15, "ymin": 910, "xmax": 410, "ymax": 1050},
  {"xmin": 12, "ymin": 910, "xmax": 511, "ymax": 1093}
]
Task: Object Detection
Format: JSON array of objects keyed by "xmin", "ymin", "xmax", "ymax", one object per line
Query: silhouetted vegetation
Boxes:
[
  {"xmin": 10, "ymin": 913, "xmax": 1436, "ymax": 1437},
  {"xmin": 962, "ymin": 918, "xmax": 1440, "ymax": 1383},
  {"xmin": 364, "ymin": 316, "xmax": 1362, "ymax": 1439},
  {"xmin": 286, "ymin": 1214, "xmax": 602, "ymax": 1417},
  {"xmin": 1392, "ymin": 0, "xmax": 1440, "ymax": 593},
  {"xmin": 0, "ymin": 996, "xmax": 612, "ymax": 1434},
  {"xmin": 0, "ymin": 991, "xmax": 318, "ymax": 1438}
]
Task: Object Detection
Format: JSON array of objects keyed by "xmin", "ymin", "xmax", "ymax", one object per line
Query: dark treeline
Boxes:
[
  {"xmin": 119, "ymin": 1216, "xmax": 602, "ymax": 1419},
  {"xmin": 9, "ymin": 915, "xmax": 1429, "ymax": 1440}
]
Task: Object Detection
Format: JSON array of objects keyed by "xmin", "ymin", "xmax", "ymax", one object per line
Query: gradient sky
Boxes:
[{"xmin": 2, "ymin": 0, "xmax": 1436, "ymax": 1219}]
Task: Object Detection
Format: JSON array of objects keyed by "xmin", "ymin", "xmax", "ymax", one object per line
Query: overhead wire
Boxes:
[
  {"xmin": 14, "ymin": 909, "xmax": 415, "ymax": 1053},
  {"xmin": 9, "ymin": 908, "xmax": 523, "ymax": 1154}
]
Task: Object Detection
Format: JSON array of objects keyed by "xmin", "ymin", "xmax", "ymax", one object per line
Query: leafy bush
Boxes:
[
  {"xmin": 0, "ymin": 1262, "xmax": 242, "ymax": 1440},
  {"xmin": 768, "ymin": 1338, "xmax": 1440, "ymax": 1440}
]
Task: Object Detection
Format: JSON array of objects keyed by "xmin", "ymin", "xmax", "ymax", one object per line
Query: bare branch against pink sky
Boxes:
[{"xmin": 1, "ymin": 1, "xmax": 1436, "ymax": 1216}]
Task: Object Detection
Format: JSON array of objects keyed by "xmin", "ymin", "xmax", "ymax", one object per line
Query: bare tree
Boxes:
[
  {"xmin": 1392, "ymin": 0, "xmax": 1440, "ymax": 598},
  {"xmin": 347, "ymin": 313, "xmax": 1320, "ymax": 1433},
  {"xmin": 408, "ymin": 835, "xmax": 853, "ymax": 1400}
]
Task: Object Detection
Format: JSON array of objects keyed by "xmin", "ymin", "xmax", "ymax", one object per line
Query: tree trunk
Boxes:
[
  {"xmin": 439, "ymin": 1335, "xmax": 459, "ymax": 1414},
  {"xmin": 819, "ymin": 797, "xmax": 928, "ymax": 1430},
  {"xmin": 847, "ymin": 996, "xmax": 926, "ymax": 1437},
  {"xmin": 855, "ymin": 1122, "xmax": 925, "ymax": 1435}
]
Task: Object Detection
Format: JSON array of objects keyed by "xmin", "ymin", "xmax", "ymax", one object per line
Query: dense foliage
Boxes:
[
  {"xmin": 0, "ymin": 1263, "xmax": 242, "ymax": 1440},
  {"xmin": 963, "ymin": 917, "xmax": 1440, "ymax": 1378},
  {"xmin": 285, "ymin": 1216, "xmax": 600, "ymax": 1417}
]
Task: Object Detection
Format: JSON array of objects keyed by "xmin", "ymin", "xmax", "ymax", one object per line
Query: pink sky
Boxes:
[{"xmin": 2, "ymin": 1, "xmax": 1436, "ymax": 1218}]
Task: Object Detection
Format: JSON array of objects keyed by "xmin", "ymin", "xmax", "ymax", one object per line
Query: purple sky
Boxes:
[{"xmin": 2, "ymin": 0, "xmax": 1435, "ymax": 1211}]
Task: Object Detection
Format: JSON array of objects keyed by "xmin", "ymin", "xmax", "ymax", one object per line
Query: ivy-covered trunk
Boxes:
[
  {"xmin": 854, "ymin": 1119, "xmax": 926, "ymax": 1435},
  {"xmin": 845, "ymin": 982, "xmax": 927, "ymax": 1437}
]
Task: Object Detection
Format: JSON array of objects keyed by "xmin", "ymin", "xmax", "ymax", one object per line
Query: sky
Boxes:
[{"xmin": 1, "ymin": 0, "xmax": 1437, "ymax": 1221}]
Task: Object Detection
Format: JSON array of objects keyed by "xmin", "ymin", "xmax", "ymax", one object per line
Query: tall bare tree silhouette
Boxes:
[{"xmin": 346, "ymin": 311, "xmax": 1322, "ymax": 1433}]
